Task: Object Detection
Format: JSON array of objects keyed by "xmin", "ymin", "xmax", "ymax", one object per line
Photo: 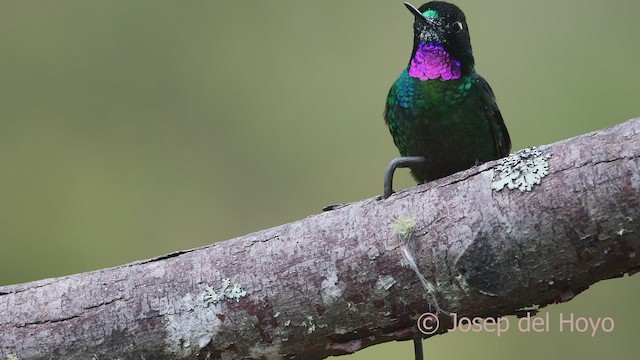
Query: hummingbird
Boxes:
[
  {"xmin": 382, "ymin": 2, "xmax": 512, "ymax": 359},
  {"xmin": 383, "ymin": 1, "xmax": 511, "ymax": 198}
]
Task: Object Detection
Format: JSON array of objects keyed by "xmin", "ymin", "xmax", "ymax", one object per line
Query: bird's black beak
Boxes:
[{"xmin": 404, "ymin": 2, "xmax": 429, "ymax": 24}]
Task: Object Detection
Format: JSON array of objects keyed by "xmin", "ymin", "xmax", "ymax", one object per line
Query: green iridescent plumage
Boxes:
[{"xmin": 384, "ymin": 1, "xmax": 510, "ymax": 183}]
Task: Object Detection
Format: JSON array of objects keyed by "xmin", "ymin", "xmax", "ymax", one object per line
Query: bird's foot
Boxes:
[
  {"xmin": 383, "ymin": 156, "xmax": 427, "ymax": 198},
  {"xmin": 414, "ymin": 337, "xmax": 423, "ymax": 360}
]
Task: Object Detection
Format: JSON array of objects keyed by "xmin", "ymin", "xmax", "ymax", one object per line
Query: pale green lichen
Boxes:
[
  {"xmin": 203, "ymin": 278, "xmax": 247, "ymax": 307},
  {"xmin": 299, "ymin": 315, "xmax": 327, "ymax": 334},
  {"xmin": 491, "ymin": 146, "xmax": 552, "ymax": 192},
  {"xmin": 389, "ymin": 215, "xmax": 416, "ymax": 237},
  {"xmin": 301, "ymin": 315, "xmax": 316, "ymax": 334},
  {"xmin": 7, "ymin": 354, "xmax": 19, "ymax": 360},
  {"xmin": 390, "ymin": 214, "xmax": 444, "ymax": 314},
  {"xmin": 375, "ymin": 275, "xmax": 397, "ymax": 291},
  {"xmin": 346, "ymin": 302, "xmax": 357, "ymax": 313}
]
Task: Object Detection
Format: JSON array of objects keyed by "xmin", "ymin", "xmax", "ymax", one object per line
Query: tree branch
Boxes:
[{"xmin": 1, "ymin": 118, "xmax": 640, "ymax": 360}]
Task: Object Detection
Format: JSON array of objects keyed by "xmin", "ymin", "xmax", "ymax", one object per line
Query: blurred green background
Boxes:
[{"xmin": 1, "ymin": 0, "xmax": 639, "ymax": 359}]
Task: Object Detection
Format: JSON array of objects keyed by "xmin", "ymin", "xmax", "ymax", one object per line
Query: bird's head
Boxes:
[{"xmin": 405, "ymin": 1, "xmax": 474, "ymax": 73}]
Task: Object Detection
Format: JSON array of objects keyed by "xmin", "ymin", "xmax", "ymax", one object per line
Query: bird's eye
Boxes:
[{"xmin": 451, "ymin": 21, "xmax": 463, "ymax": 33}]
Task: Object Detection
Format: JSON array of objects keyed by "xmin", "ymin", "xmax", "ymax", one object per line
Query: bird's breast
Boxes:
[{"xmin": 392, "ymin": 69, "xmax": 476, "ymax": 116}]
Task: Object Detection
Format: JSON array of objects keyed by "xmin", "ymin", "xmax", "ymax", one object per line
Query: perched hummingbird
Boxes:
[
  {"xmin": 383, "ymin": 1, "xmax": 511, "ymax": 197},
  {"xmin": 383, "ymin": 2, "xmax": 512, "ymax": 359}
]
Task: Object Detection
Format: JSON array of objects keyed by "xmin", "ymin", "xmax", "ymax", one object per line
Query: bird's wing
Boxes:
[{"xmin": 477, "ymin": 75, "xmax": 511, "ymax": 157}]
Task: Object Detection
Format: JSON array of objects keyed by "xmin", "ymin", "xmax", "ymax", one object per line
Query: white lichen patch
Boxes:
[
  {"xmin": 491, "ymin": 146, "xmax": 552, "ymax": 192},
  {"xmin": 346, "ymin": 302, "xmax": 357, "ymax": 313},
  {"xmin": 375, "ymin": 275, "xmax": 397, "ymax": 291},
  {"xmin": 202, "ymin": 278, "xmax": 247, "ymax": 306},
  {"xmin": 320, "ymin": 272, "xmax": 343, "ymax": 306},
  {"xmin": 301, "ymin": 315, "xmax": 316, "ymax": 334},
  {"xmin": 7, "ymin": 354, "xmax": 19, "ymax": 360},
  {"xmin": 163, "ymin": 293, "xmax": 222, "ymax": 358}
]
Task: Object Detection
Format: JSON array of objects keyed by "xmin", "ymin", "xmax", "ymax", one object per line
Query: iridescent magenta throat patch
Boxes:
[{"xmin": 409, "ymin": 43, "xmax": 461, "ymax": 81}]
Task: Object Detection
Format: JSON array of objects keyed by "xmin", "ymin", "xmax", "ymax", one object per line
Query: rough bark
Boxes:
[{"xmin": 1, "ymin": 118, "xmax": 640, "ymax": 360}]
